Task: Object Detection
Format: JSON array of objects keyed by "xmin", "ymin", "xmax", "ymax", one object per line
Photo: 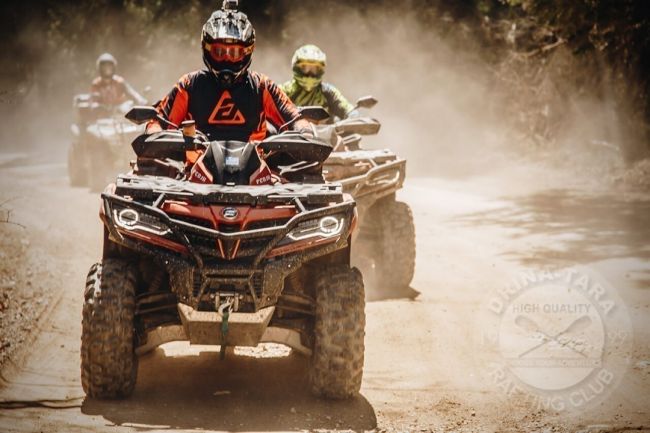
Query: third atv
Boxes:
[
  {"xmin": 316, "ymin": 96, "xmax": 416, "ymax": 294},
  {"xmin": 68, "ymin": 94, "xmax": 145, "ymax": 191}
]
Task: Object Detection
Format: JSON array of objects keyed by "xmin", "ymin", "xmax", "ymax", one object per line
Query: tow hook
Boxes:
[{"xmin": 216, "ymin": 294, "xmax": 238, "ymax": 360}]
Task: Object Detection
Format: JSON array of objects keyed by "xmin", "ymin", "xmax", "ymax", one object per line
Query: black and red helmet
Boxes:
[{"xmin": 201, "ymin": 0, "xmax": 256, "ymax": 85}]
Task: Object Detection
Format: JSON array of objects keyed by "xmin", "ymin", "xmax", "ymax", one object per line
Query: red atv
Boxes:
[{"xmin": 81, "ymin": 106, "xmax": 365, "ymax": 400}]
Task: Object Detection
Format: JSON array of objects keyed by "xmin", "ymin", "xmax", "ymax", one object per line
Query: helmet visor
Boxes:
[
  {"xmin": 205, "ymin": 42, "xmax": 253, "ymax": 63},
  {"xmin": 99, "ymin": 62, "xmax": 115, "ymax": 78},
  {"xmin": 295, "ymin": 62, "xmax": 324, "ymax": 78}
]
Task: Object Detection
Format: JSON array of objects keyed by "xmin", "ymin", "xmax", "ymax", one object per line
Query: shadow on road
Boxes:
[
  {"xmin": 82, "ymin": 347, "xmax": 377, "ymax": 431},
  {"xmin": 454, "ymin": 188, "xmax": 650, "ymax": 272},
  {"xmin": 366, "ymin": 285, "xmax": 421, "ymax": 302},
  {"xmin": 355, "ymin": 255, "xmax": 421, "ymax": 302}
]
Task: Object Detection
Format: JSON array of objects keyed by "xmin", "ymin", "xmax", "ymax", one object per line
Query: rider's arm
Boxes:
[
  {"xmin": 146, "ymin": 74, "xmax": 191, "ymax": 133},
  {"xmin": 90, "ymin": 78, "xmax": 99, "ymax": 94},
  {"xmin": 260, "ymin": 75, "xmax": 311, "ymax": 132},
  {"xmin": 123, "ymin": 80, "xmax": 147, "ymax": 105},
  {"xmin": 279, "ymin": 80, "xmax": 296, "ymax": 101},
  {"xmin": 89, "ymin": 77, "xmax": 102, "ymax": 102},
  {"xmin": 323, "ymin": 83, "xmax": 357, "ymax": 119}
]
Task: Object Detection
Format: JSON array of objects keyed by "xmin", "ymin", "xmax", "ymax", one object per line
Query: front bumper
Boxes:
[
  {"xmin": 135, "ymin": 303, "xmax": 311, "ymax": 356},
  {"xmin": 101, "ymin": 176, "xmax": 356, "ymax": 311},
  {"xmin": 178, "ymin": 303, "xmax": 273, "ymax": 346}
]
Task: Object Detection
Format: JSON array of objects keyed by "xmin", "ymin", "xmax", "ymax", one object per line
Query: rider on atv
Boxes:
[
  {"xmin": 281, "ymin": 45, "xmax": 358, "ymax": 121},
  {"xmin": 146, "ymin": 1, "xmax": 311, "ymax": 144},
  {"xmin": 91, "ymin": 53, "xmax": 146, "ymax": 106}
]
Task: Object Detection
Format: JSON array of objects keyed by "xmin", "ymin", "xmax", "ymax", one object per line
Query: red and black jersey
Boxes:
[
  {"xmin": 153, "ymin": 69, "xmax": 300, "ymax": 141},
  {"xmin": 91, "ymin": 75, "xmax": 142, "ymax": 105}
]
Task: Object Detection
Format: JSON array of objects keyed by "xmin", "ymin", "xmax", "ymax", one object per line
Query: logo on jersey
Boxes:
[{"xmin": 208, "ymin": 90, "xmax": 246, "ymax": 125}]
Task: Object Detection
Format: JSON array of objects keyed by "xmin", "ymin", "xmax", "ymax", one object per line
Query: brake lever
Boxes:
[{"xmin": 156, "ymin": 115, "xmax": 178, "ymax": 129}]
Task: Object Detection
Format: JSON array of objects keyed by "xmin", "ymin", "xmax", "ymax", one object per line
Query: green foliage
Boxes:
[
  {"xmin": 0, "ymin": 0, "xmax": 647, "ymax": 154},
  {"xmin": 502, "ymin": 0, "xmax": 650, "ymax": 118}
]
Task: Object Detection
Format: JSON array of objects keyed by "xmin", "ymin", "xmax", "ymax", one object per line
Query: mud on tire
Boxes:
[
  {"xmin": 372, "ymin": 196, "xmax": 416, "ymax": 289},
  {"xmin": 309, "ymin": 265, "xmax": 365, "ymax": 399},
  {"xmin": 81, "ymin": 259, "xmax": 138, "ymax": 398}
]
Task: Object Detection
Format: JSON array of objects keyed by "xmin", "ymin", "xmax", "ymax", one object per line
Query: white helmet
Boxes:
[{"xmin": 96, "ymin": 53, "xmax": 117, "ymax": 78}]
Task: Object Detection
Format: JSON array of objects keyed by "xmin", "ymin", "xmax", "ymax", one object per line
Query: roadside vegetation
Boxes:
[{"xmin": 0, "ymin": 0, "xmax": 648, "ymax": 184}]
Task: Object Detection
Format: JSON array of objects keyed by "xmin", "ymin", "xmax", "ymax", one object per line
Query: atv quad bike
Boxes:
[
  {"xmin": 68, "ymin": 94, "xmax": 144, "ymax": 191},
  {"xmin": 81, "ymin": 106, "xmax": 365, "ymax": 400},
  {"xmin": 317, "ymin": 96, "xmax": 416, "ymax": 292}
]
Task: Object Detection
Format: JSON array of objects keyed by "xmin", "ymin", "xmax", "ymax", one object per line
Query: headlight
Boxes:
[
  {"xmin": 284, "ymin": 215, "xmax": 344, "ymax": 242},
  {"xmin": 113, "ymin": 208, "xmax": 171, "ymax": 236}
]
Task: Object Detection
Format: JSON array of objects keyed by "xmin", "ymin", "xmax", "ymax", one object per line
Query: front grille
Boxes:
[
  {"xmin": 186, "ymin": 234, "xmax": 219, "ymax": 253},
  {"xmin": 238, "ymin": 236, "xmax": 275, "ymax": 257},
  {"xmin": 171, "ymin": 215, "xmax": 214, "ymax": 229},
  {"xmin": 218, "ymin": 223, "xmax": 240, "ymax": 233},
  {"xmin": 170, "ymin": 215, "xmax": 218, "ymax": 254},
  {"xmin": 165, "ymin": 215, "xmax": 285, "ymax": 260},
  {"xmin": 246, "ymin": 219, "xmax": 290, "ymax": 230}
]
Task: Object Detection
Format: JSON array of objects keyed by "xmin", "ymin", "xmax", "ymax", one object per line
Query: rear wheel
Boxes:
[
  {"xmin": 368, "ymin": 197, "xmax": 416, "ymax": 290},
  {"xmin": 309, "ymin": 265, "xmax": 365, "ymax": 399},
  {"xmin": 67, "ymin": 142, "xmax": 87, "ymax": 187},
  {"xmin": 81, "ymin": 259, "xmax": 138, "ymax": 399}
]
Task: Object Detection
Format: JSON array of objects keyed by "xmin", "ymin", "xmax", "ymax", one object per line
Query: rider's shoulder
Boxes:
[
  {"xmin": 281, "ymin": 79, "xmax": 297, "ymax": 91},
  {"xmin": 321, "ymin": 82, "xmax": 339, "ymax": 93},
  {"xmin": 179, "ymin": 69, "xmax": 207, "ymax": 86},
  {"xmin": 112, "ymin": 75, "xmax": 126, "ymax": 84},
  {"xmin": 247, "ymin": 70, "xmax": 275, "ymax": 87}
]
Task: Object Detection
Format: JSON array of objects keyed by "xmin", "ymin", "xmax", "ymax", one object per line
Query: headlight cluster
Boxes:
[
  {"xmin": 113, "ymin": 208, "xmax": 172, "ymax": 236},
  {"xmin": 281, "ymin": 215, "xmax": 345, "ymax": 244},
  {"xmin": 112, "ymin": 205, "xmax": 344, "ymax": 250}
]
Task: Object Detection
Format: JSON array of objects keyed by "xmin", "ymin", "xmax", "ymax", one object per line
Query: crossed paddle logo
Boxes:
[{"xmin": 514, "ymin": 314, "xmax": 593, "ymax": 359}]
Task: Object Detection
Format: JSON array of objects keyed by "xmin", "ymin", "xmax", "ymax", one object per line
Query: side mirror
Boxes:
[
  {"xmin": 355, "ymin": 95, "xmax": 378, "ymax": 110},
  {"xmin": 300, "ymin": 106, "xmax": 330, "ymax": 122},
  {"xmin": 142, "ymin": 86, "xmax": 152, "ymax": 95},
  {"xmin": 125, "ymin": 106, "xmax": 158, "ymax": 125}
]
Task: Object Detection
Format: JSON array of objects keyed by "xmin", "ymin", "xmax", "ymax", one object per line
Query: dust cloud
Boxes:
[
  {"xmin": 257, "ymin": 5, "xmax": 515, "ymax": 178},
  {"xmin": 252, "ymin": 4, "xmax": 641, "ymax": 181},
  {"xmin": 0, "ymin": 2, "xmax": 637, "ymax": 182}
]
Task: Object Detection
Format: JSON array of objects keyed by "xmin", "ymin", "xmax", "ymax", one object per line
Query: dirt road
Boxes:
[{"xmin": 0, "ymin": 155, "xmax": 649, "ymax": 432}]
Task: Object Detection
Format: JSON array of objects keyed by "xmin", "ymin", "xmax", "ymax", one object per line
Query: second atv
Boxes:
[{"xmin": 317, "ymin": 96, "xmax": 416, "ymax": 293}]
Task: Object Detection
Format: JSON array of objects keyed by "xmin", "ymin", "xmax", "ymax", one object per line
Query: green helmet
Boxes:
[{"xmin": 291, "ymin": 44, "xmax": 326, "ymax": 92}]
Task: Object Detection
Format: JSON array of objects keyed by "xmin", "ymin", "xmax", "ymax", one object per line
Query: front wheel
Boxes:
[
  {"xmin": 309, "ymin": 265, "xmax": 365, "ymax": 399},
  {"xmin": 81, "ymin": 259, "xmax": 138, "ymax": 399}
]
